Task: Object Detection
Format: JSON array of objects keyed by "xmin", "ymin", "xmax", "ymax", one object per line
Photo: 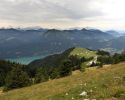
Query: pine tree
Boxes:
[
  {"xmin": 59, "ymin": 60, "xmax": 72, "ymax": 77},
  {"xmin": 34, "ymin": 68, "xmax": 49, "ymax": 83},
  {"xmin": 50, "ymin": 68, "xmax": 60, "ymax": 79},
  {"xmin": 5, "ymin": 65, "xmax": 30, "ymax": 90}
]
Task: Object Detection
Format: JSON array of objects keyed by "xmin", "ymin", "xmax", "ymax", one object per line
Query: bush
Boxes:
[
  {"xmin": 4, "ymin": 66, "xmax": 31, "ymax": 90},
  {"xmin": 97, "ymin": 50, "xmax": 110, "ymax": 56},
  {"xmin": 97, "ymin": 56, "xmax": 113, "ymax": 65},
  {"xmin": 98, "ymin": 62, "xmax": 103, "ymax": 68},
  {"xmin": 34, "ymin": 68, "xmax": 49, "ymax": 83},
  {"xmin": 113, "ymin": 90, "xmax": 125, "ymax": 98},
  {"xmin": 69, "ymin": 55, "xmax": 81, "ymax": 70},
  {"xmin": 59, "ymin": 60, "xmax": 72, "ymax": 77},
  {"xmin": 50, "ymin": 68, "xmax": 60, "ymax": 79},
  {"xmin": 0, "ymin": 69, "xmax": 5, "ymax": 86},
  {"xmin": 80, "ymin": 63, "xmax": 87, "ymax": 72}
]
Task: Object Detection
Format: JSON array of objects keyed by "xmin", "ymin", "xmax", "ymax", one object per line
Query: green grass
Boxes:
[
  {"xmin": 1, "ymin": 63, "xmax": 125, "ymax": 100},
  {"xmin": 69, "ymin": 47, "xmax": 97, "ymax": 58},
  {"xmin": 52, "ymin": 65, "xmax": 125, "ymax": 100}
]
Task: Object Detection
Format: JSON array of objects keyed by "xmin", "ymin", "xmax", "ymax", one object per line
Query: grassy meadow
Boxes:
[
  {"xmin": 69, "ymin": 47, "xmax": 97, "ymax": 58},
  {"xmin": 0, "ymin": 62, "xmax": 125, "ymax": 100}
]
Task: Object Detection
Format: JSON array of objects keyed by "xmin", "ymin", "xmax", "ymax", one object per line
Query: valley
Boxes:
[
  {"xmin": 1, "ymin": 0, "xmax": 125, "ymax": 99},
  {"xmin": 0, "ymin": 28, "xmax": 124, "ymax": 60}
]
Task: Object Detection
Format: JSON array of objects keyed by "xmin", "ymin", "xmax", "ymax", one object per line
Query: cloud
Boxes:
[
  {"xmin": 0, "ymin": 0, "xmax": 103, "ymax": 23},
  {"xmin": 0, "ymin": 0, "xmax": 125, "ymax": 30}
]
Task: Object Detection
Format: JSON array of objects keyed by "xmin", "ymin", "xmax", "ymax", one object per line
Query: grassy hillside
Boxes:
[
  {"xmin": 27, "ymin": 47, "xmax": 97, "ymax": 77},
  {"xmin": 28, "ymin": 47, "xmax": 96, "ymax": 68},
  {"xmin": 69, "ymin": 47, "xmax": 96, "ymax": 58},
  {"xmin": 1, "ymin": 62, "xmax": 125, "ymax": 100}
]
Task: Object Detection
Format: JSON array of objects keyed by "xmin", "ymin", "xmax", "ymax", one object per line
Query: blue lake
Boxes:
[{"xmin": 7, "ymin": 55, "xmax": 48, "ymax": 65}]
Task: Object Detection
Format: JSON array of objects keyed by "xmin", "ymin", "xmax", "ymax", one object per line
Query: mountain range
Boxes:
[{"xmin": 0, "ymin": 28, "xmax": 125, "ymax": 59}]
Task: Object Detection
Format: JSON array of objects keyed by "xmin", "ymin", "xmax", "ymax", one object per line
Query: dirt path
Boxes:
[
  {"xmin": 0, "ymin": 90, "xmax": 3, "ymax": 95},
  {"xmin": 103, "ymin": 64, "xmax": 111, "ymax": 68}
]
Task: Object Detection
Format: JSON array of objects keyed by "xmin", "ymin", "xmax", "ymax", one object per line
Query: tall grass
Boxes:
[{"xmin": 0, "ymin": 62, "xmax": 125, "ymax": 100}]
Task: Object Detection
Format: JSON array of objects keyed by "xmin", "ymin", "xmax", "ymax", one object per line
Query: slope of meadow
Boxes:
[
  {"xmin": 69, "ymin": 47, "xmax": 96, "ymax": 58},
  {"xmin": 0, "ymin": 62, "xmax": 125, "ymax": 100},
  {"xmin": 28, "ymin": 47, "xmax": 97, "ymax": 70}
]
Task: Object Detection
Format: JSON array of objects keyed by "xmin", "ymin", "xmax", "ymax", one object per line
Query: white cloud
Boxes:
[
  {"xmin": 0, "ymin": 0, "xmax": 124, "ymax": 30},
  {"xmin": 0, "ymin": 0, "xmax": 102, "ymax": 22}
]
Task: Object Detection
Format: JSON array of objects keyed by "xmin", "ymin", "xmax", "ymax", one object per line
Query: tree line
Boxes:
[
  {"xmin": 97, "ymin": 50, "xmax": 125, "ymax": 67},
  {"xmin": 0, "ymin": 55, "xmax": 87, "ymax": 91}
]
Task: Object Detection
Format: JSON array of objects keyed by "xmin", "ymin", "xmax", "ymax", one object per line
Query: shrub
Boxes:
[
  {"xmin": 4, "ymin": 66, "xmax": 31, "ymax": 90},
  {"xmin": 34, "ymin": 68, "xmax": 49, "ymax": 83},
  {"xmin": 50, "ymin": 68, "xmax": 60, "ymax": 79},
  {"xmin": 113, "ymin": 90, "xmax": 125, "ymax": 98},
  {"xmin": 80, "ymin": 63, "xmax": 87, "ymax": 72},
  {"xmin": 59, "ymin": 60, "xmax": 72, "ymax": 77}
]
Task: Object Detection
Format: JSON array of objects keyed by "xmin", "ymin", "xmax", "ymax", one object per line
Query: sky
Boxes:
[{"xmin": 0, "ymin": 0, "xmax": 125, "ymax": 30}]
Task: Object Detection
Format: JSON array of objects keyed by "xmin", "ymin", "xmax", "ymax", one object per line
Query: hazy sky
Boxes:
[{"xmin": 0, "ymin": 0, "xmax": 125, "ymax": 30}]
